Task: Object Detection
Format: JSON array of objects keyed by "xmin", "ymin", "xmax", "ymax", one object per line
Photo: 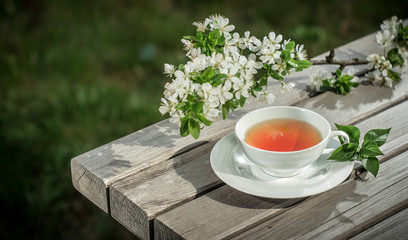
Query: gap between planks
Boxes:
[{"xmin": 153, "ymin": 98, "xmax": 408, "ymax": 240}]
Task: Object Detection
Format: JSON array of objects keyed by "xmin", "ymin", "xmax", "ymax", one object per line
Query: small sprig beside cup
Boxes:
[{"xmin": 327, "ymin": 124, "xmax": 391, "ymax": 177}]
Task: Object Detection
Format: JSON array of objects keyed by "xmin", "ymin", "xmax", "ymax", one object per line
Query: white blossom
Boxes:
[
  {"xmin": 159, "ymin": 97, "xmax": 176, "ymax": 115},
  {"xmin": 181, "ymin": 39, "xmax": 194, "ymax": 52},
  {"xmin": 280, "ymin": 82, "xmax": 295, "ymax": 94},
  {"xmin": 376, "ymin": 30, "xmax": 394, "ymax": 48},
  {"xmin": 398, "ymin": 46, "xmax": 408, "ymax": 72},
  {"xmin": 169, "ymin": 110, "xmax": 184, "ymax": 127},
  {"xmin": 231, "ymin": 77, "xmax": 252, "ymax": 99},
  {"xmin": 366, "ymin": 68, "xmax": 393, "ymax": 88},
  {"xmin": 380, "ymin": 16, "xmax": 401, "ymax": 36},
  {"xmin": 209, "ymin": 52, "xmax": 224, "ymax": 67},
  {"xmin": 367, "ymin": 54, "xmax": 382, "ymax": 69},
  {"xmin": 272, "ymin": 59, "xmax": 286, "ymax": 74},
  {"xmin": 223, "ymin": 32, "xmax": 239, "ymax": 56},
  {"xmin": 163, "ymin": 64, "xmax": 175, "ymax": 76},
  {"xmin": 345, "ymin": 68, "xmax": 359, "ymax": 83},
  {"xmin": 267, "ymin": 32, "xmax": 283, "ymax": 48},
  {"xmin": 209, "ymin": 14, "xmax": 235, "ymax": 34},
  {"xmin": 384, "ymin": 77, "xmax": 393, "ymax": 87},
  {"xmin": 203, "ymin": 101, "xmax": 220, "ymax": 121},
  {"xmin": 160, "ymin": 15, "xmax": 312, "ymax": 135},
  {"xmin": 193, "ymin": 18, "xmax": 210, "ymax": 32},
  {"xmin": 256, "ymin": 89, "xmax": 275, "ymax": 104},
  {"xmin": 249, "ymin": 36, "xmax": 262, "ymax": 52},
  {"xmin": 187, "ymin": 48, "xmax": 202, "ymax": 60},
  {"xmin": 309, "ymin": 69, "xmax": 331, "ymax": 92},
  {"xmin": 295, "ymin": 44, "xmax": 308, "ymax": 60},
  {"xmin": 239, "ymin": 31, "xmax": 252, "ymax": 50},
  {"xmin": 366, "ymin": 71, "xmax": 382, "ymax": 86},
  {"xmin": 218, "ymin": 80, "xmax": 233, "ymax": 104}
]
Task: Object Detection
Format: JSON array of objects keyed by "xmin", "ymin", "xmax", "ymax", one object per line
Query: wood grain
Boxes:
[
  {"xmin": 110, "ymin": 50, "xmax": 408, "ymax": 239},
  {"xmin": 71, "ymin": 31, "xmax": 382, "ymax": 212},
  {"xmin": 350, "ymin": 207, "xmax": 408, "ymax": 240},
  {"xmin": 69, "ymin": 29, "xmax": 408, "ymax": 239},
  {"xmin": 154, "ymin": 98, "xmax": 408, "ymax": 240},
  {"xmin": 232, "ymin": 151, "xmax": 408, "ymax": 240}
]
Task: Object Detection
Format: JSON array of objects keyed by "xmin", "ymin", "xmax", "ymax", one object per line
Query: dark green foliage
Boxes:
[{"xmin": 328, "ymin": 125, "xmax": 391, "ymax": 177}]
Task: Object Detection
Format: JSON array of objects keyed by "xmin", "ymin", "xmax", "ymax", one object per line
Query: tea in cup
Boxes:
[{"xmin": 235, "ymin": 106, "xmax": 349, "ymax": 177}]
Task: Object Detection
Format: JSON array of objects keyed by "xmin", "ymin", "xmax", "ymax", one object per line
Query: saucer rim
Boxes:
[{"xmin": 210, "ymin": 133, "xmax": 354, "ymax": 199}]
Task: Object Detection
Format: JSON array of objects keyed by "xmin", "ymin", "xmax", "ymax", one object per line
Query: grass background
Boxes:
[{"xmin": 1, "ymin": 0, "xmax": 406, "ymax": 239}]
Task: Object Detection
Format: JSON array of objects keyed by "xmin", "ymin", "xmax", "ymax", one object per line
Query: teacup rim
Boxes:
[{"xmin": 235, "ymin": 106, "xmax": 332, "ymax": 154}]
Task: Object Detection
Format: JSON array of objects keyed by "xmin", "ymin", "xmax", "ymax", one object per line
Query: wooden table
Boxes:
[{"xmin": 71, "ymin": 31, "xmax": 408, "ymax": 240}]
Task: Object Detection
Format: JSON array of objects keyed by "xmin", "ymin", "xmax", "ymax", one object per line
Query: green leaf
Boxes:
[
  {"xmin": 191, "ymin": 101, "xmax": 204, "ymax": 113},
  {"xmin": 336, "ymin": 69, "xmax": 342, "ymax": 78},
  {"xmin": 177, "ymin": 64, "xmax": 185, "ymax": 71},
  {"xmin": 188, "ymin": 118, "xmax": 200, "ymax": 139},
  {"xmin": 183, "ymin": 36, "xmax": 199, "ymax": 42},
  {"xmin": 360, "ymin": 140, "xmax": 383, "ymax": 157},
  {"xmin": 210, "ymin": 74, "xmax": 226, "ymax": 87},
  {"xmin": 363, "ymin": 128, "xmax": 391, "ymax": 147},
  {"xmin": 285, "ymin": 41, "xmax": 295, "ymax": 51},
  {"xmin": 180, "ymin": 119, "xmax": 189, "ymax": 137},
  {"xmin": 327, "ymin": 142, "xmax": 358, "ymax": 161},
  {"xmin": 387, "ymin": 69, "xmax": 401, "ymax": 82},
  {"xmin": 222, "ymin": 104, "xmax": 229, "ymax": 120},
  {"xmin": 287, "ymin": 59, "xmax": 298, "ymax": 68},
  {"xmin": 176, "ymin": 102, "xmax": 187, "ymax": 111},
  {"xmin": 322, "ymin": 79, "xmax": 334, "ymax": 88},
  {"xmin": 292, "ymin": 59, "xmax": 312, "ymax": 70},
  {"xmin": 281, "ymin": 49, "xmax": 291, "ymax": 61},
  {"xmin": 201, "ymin": 66, "xmax": 214, "ymax": 81},
  {"xmin": 186, "ymin": 94, "xmax": 195, "ymax": 102},
  {"xmin": 217, "ymin": 36, "xmax": 225, "ymax": 46},
  {"xmin": 350, "ymin": 81, "xmax": 360, "ymax": 87},
  {"xmin": 239, "ymin": 96, "xmax": 246, "ymax": 107},
  {"xmin": 335, "ymin": 124, "xmax": 360, "ymax": 144},
  {"xmin": 209, "ymin": 29, "xmax": 221, "ymax": 40},
  {"xmin": 339, "ymin": 74, "xmax": 354, "ymax": 82},
  {"xmin": 361, "ymin": 157, "xmax": 380, "ymax": 177},
  {"xmin": 196, "ymin": 113, "xmax": 212, "ymax": 126},
  {"xmin": 268, "ymin": 70, "xmax": 283, "ymax": 80},
  {"xmin": 387, "ymin": 48, "xmax": 404, "ymax": 67},
  {"xmin": 259, "ymin": 75, "xmax": 268, "ymax": 87}
]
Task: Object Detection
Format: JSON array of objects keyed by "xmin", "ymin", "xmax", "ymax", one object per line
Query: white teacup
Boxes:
[{"xmin": 235, "ymin": 106, "xmax": 349, "ymax": 178}]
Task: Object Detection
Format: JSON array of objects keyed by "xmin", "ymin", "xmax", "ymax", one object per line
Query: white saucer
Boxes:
[{"xmin": 210, "ymin": 133, "xmax": 354, "ymax": 199}]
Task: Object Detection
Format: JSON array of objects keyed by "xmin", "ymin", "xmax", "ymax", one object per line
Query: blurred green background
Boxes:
[{"xmin": 1, "ymin": 0, "xmax": 406, "ymax": 239}]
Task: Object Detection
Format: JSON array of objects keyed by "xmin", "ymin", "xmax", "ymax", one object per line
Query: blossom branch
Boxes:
[{"xmin": 310, "ymin": 49, "xmax": 369, "ymax": 70}]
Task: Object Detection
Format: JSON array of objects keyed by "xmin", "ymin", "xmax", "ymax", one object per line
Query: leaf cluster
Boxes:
[
  {"xmin": 266, "ymin": 41, "xmax": 312, "ymax": 81},
  {"xmin": 184, "ymin": 29, "xmax": 225, "ymax": 56},
  {"xmin": 252, "ymin": 41, "xmax": 311, "ymax": 95},
  {"xmin": 320, "ymin": 69, "xmax": 359, "ymax": 95},
  {"xmin": 383, "ymin": 22, "xmax": 408, "ymax": 82},
  {"xmin": 190, "ymin": 66, "xmax": 227, "ymax": 86},
  {"xmin": 328, "ymin": 124, "xmax": 391, "ymax": 177},
  {"xmin": 177, "ymin": 94, "xmax": 212, "ymax": 139}
]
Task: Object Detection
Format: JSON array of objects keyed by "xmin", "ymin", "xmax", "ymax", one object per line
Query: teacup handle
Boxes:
[{"xmin": 329, "ymin": 130, "xmax": 350, "ymax": 144}]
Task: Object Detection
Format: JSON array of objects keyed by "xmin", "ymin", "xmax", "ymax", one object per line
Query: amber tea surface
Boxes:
[{"xmin": 244, "ymin": 118, "xmax": 322, "ymax": 152}]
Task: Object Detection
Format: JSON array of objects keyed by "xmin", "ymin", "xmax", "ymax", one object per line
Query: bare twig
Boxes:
[{"xmin": 310, "ymin": 49, "xmax": 369, "ymax": 70}]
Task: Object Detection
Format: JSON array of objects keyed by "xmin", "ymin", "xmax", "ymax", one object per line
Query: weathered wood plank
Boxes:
[
  {"xmin": 232, "ymin": 151, "xmax": 408, "ymax": 240},
  {"xmin": 350, "ymin": 207, "xmax": 408, "ymax": 240},
  {"xmin": 153, "ymin": 98, "xmax": 408, "ymax": 239},
  {"xmin": 110, "ymin": 86, "xmax": 408, "ymax": 238},
  {"xmin": 154, "ymin": 186, "xmax": 304, "ymax": 240},
  {"xmin": 109, "ymin": 142, "xmax": 222, "ymax": 240},
  {"xmin": 156, "ymin": 150, "xmax": 408, "ymax": 240}
]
